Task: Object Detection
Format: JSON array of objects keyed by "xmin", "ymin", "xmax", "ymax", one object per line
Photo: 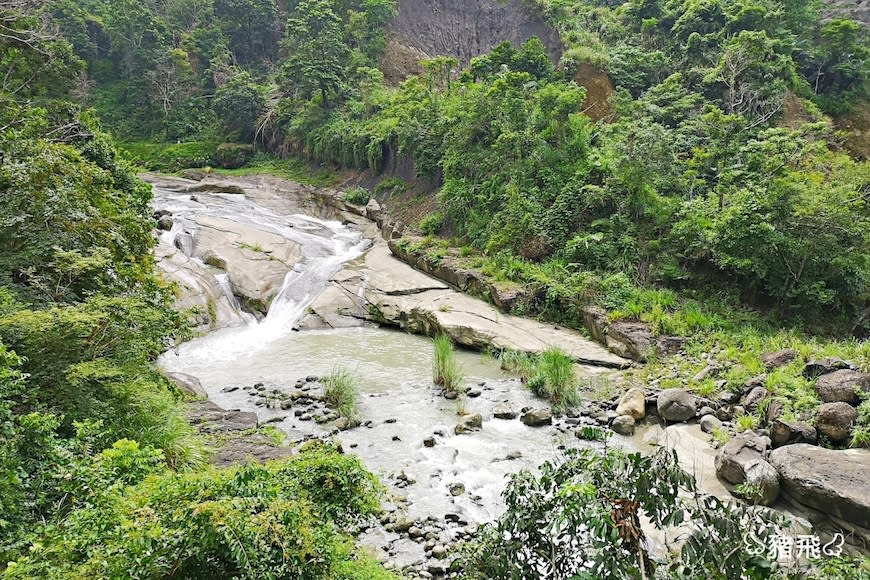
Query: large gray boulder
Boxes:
[
  {"xmin": 520, "ymin": 408, "xmax": 553, "ymax": 427},
  {"xmin": 815, "ymin": 402, "xmax": 858, "ymax": 442},
  {"xmin": 454, "ymin": 413, "xmax": 483, "ymax": 434},
  {"xmin": 715, "ymin": 431, "xmax": 780, "ymax": 505},
  {"xmin": 657, "ymin": 389, "xmax": 697, "ymax": 422},
  {"xmin": 815, "ymin": 369, "xmax": 870, "ymax": 404},
  {"xmin": 615, "ymin": 387, "xmax": 646, "ymax": 421},
  {"xmin": 761, "ymin": 348, "xmax": 796, "ymax": 369},
  {"xmin": 166, "ymin": 372, "xmax": 208, "ymax": 398},
  {"xmin": 611, "ymin": 415, "xmax": 636, "ymax": 435},
  {"xmin": 769, "ymin": 444, "xmax": 870, "ymax": 532}
]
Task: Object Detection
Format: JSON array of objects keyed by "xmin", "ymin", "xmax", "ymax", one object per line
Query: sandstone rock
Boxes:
[
  {"xmin": 815, "ymin": 369, "xmax": 870, "ymax": 404},
  {"xmin": 657, "ymin": 389, "xmax": 697, "ymax": 422},
  {"xmin": 454, "ymin": 413, "xmax": 483, "ymax": 434},
  {"xmin": 715, "ymin": 431, "xmax": 779, "ymax": 505},
  {"xmin": 700, "ymin": 414, "xmax": 723, "ymax": 434},
  {"xmin": 815, "ymin": 402, "xmax": 858, "ymax": 442},
  {"xmin": 769, "ymin": 444, "xmax": 870, "ymax": 532},
  {"xmin": 615, "ymin": 387, "xmax": 646, "ymax": 421},
  {"xmin": 761, "ymin": 348, "xmax": 796, "ymax": 369},
  {"xmin": 520, "ymin": 408, "xmax": 552, "ymax": 426},
  {"xmin": 770, "ymin": 419, "xmax": 817, "ymax": 447},
  {"xmin": 606, "ymin": 321, "xmax": 655, "ymax": 362},
  {"xmin": 165, "ymin": 372, "xmax": 208, "ymax": 398},
  {"xmin": 493, "ymin": 403, "xmax": 517, "ymax": 420},
  {"xmin": 611, "ymin": 415, "xmax": 635, "ymax": 435}
]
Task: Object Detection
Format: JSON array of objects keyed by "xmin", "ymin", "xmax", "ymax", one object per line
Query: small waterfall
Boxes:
[{"xmin": 215, "ymin": 273, "xmax": 256, "ymax": 324}]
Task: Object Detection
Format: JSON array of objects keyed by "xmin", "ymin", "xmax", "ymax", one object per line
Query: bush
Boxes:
[
  {"xmin": 528, "ymin": 347, "xmax": 580, "ymax": 412},
  {"xmin": 432, "ymin": 334, "xmax": 465, "ymax": 393},
  {"xmin": 4, "ymin": 445, "xmax": 392, "ymax": 580},
  {"xmin": 215, "ymin": 143, "xmax": 257, "ymax": 169},
  {"xmin": 419, "ymin": 212, "xmax": 443, "ymax": 235},
  {"xmin": 342, "ymin": 186, "xmax": 371, "ymax": 205},
  {"xmin": 322, "ymin": 366, "xmax": 360, "ymax": 426}
]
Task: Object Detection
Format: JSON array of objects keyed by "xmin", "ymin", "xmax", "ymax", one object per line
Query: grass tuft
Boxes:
[
  {"xmin": 433, "ymin": 334, "xmax": 465, "ymax": 394},
  {"xmin": 323, "ymin": 365, "xmax": 360, "ymax": 426}
]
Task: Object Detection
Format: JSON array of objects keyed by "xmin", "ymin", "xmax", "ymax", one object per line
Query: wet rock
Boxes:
[
  {"xmin": 769, "ymin": 444, "xmax": 870, "ymax": 535},
  {"xmin": 280, "ymin": 400, "xmax": 292, "ymax": 410},
  {"xmin": 770, "ymin": 419, "xmax": 817, "ymax": 447},
  {"xmin": 520, "ymin": 408, "xmax": 552, "ymax": 426},
  {"xmin": 334, "ymin": 417, "xmax": 350, "ymax": 431},
  {"xmin": 165, "ymin": 372, "xmax": 208, "ymax": 398},
  {"xmin": 505, "ymin": 450, "xmax": 522, "ymax": 460},
  {"xmin": 467, "ymin": 389, "xmax": 482, "ymax": 398},
  {"xmin": 761, "ymin": 349, "xmax": 797, "ymax": 369},
  {"xmin": 700, "ymin": 414, "xmax": 723, "ymax": 434},
  {"xmin": 423, "ymin": 436, "xmax": 436, "ymax": 447},
  {"xmin": 454, "ymin": 413, "xmax": 482, "ymax": 434},
  {"xmin": 815, "ymin": 369, "xmax": 870, "ymax": 404},
  {"xmin": 443, "ymin": 390, "xmax": 458, "ymax": 400},
  {"xmin": 815, "ymin": 402, "xmax": 858, "ymax": 442},
  {"xmin": 657, "ymin": 389, "xmax": 697, "ymax": 422},
  {"xmin": 157, "ymin": 215, "xmax": 174, "ymax": 231},
  {"xmin": 221, "ymin": 385, "xmax": 240, "ymax": 393},
  {"xmin": 493, "ymin": 403, "xmax": 517, "ymax": 420},
  {"xmin": 615, "ymin": 387, "xmax": 646, "ymax": 421},
  {"xmin": 431, "ymin": 545, "xmax": 448, "ymax": 559},
  {"xmin": 449, "ymin": 482, "xmax": 466, "ymax": 496},
  {"xmin": 803, "ymin": 358, "xmax": 855, "ymax": 379},
  {"xmin": 715, "ymin": 431, "xmax": 780, "ymax": 505},
  {"xmin": 611, "ymin": 415, "xmax": 635, "ymax": 435}
]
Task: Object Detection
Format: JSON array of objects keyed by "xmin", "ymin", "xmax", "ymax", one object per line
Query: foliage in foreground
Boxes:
[
  {"xmin": 4, "ymin": 443, "xmax": 393, "ymax": 580},
  {"xmin": 458, "ymin": 446, "xmax": 787, "ymax": 579},
  {"xmin": 323, "ymin": 365, "xmax": 361, "ymax": 425},
  {"xmin": 433, "ymin": 334, "xmax": 466, "ymax": 393}
]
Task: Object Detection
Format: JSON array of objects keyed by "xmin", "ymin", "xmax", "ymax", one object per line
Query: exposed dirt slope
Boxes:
[{"xmin": 384, "ymin": 0, "xmax": 561, "ymax": 82}]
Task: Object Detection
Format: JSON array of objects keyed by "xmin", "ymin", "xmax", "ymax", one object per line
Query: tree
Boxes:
[
  {"xmin": 281, "ymin": 0, "xmax": 349, "ymax": 107},
  {"xmin": 212, "ymin": 71, "xmax": 265, "ymax": 140},
  {"xmin": 213, "ymin": 0, "xmax": 278, "ymax": 64}
]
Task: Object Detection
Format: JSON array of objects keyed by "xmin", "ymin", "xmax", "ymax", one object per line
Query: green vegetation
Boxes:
[
  {"xmin": 458, "ymin": 446, "xmax": 785, "ymax": 579},
  {"xmin": 500, "ymin": 348, "xmax": 581, "ymax": 412},
  {"xmin": 432, "ymin": 334, "xmax": 465, "ymax": 394},
  {"xmin": 343, "ymin": 186, "xmax": 371, "ymax": 205},
  {"xmin": 323, "ymin": 365, "xmax": 361, "ymax": 425}
]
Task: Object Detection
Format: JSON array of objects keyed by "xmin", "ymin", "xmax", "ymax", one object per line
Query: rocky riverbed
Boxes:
[{"xmin": 150, "ymin": 173, "xmax": 869, "ymax": 575}]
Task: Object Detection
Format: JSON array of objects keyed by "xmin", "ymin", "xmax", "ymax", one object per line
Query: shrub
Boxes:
[
  {"xmin": 215, "ymin": 143, "xmax": 257, "ymax": 169},
  {"xmin": 528, "ymin": 347, "xmax": 580, "ymax": 412},
  {"xmin": 419, "ymin": 212, "xmax": 443, "ymax": 235},
  {"xmin": 322, "ymin": 366, "xmax": 360, "ymax": 426},
  {"xmin": 432, "ymin": 334, "xmax": 465, "ymax": 393},
  {"xmin": 342, "ymin": 186, "xmax": 371, "ymax": 205}
]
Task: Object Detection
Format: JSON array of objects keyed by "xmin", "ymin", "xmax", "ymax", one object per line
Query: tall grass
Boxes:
[
  {"xmin": 433, "ymin": 334, "xmax": 465, "ymax": 393},
  {"xmin": 323, "ymin": 365, "xmax": 360, "ymax": 426},
  {"xmin": 501, "ymin": 347, "xmax": 581, "ymax": 412}
]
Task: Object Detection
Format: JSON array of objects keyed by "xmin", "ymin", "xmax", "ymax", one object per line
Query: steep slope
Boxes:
[{"xmin": 825, "ymin": 0, "xmax": 870, "ymax": 27}]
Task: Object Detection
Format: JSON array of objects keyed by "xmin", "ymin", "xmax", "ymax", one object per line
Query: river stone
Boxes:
[
  {"xmin": 715, "ymin": 431, "xmax": 779, "ymax": 505},
  {"xmin": 770, "ymin": 419, "xmax": 817, "ymax": 447},
  {"xmin": 165, "ymin": 372, "xmax": 208, "ymax": 398},
  {"xmin": 657, "ymin": 389, "xmax": 697, "ymax": 422},
  {"xmin": 611, "ymin": 415, "xmax": 636, "ymax": 435},
  {"xmin": 815, "ymin": 402, "xmax": 858, "ymax": 442},
  {"xmin": 157, "ymin": 215, "xmax": 174, "ymax": 231},
  {"xmin": 769, "ymin": 444, "xmax": 870, "ymax": 531},
  {"xmin": 761, "ymin": 348, "xmax": 797, "ymax": 369},
  {"xmin": 700, "ymin": 414, "xmax": 723, "ymax": 434},
  {"xmin": 454, "ymin": 413, "xmax": 482, "ymax": 434},
  {"xmin": 606, "ymin": 321, "xmax": 655, "ymax": 361},
  {"xmin": 449, "ymin": 482, "xmax": 466, "ymax": 496},
  {"xmin": 815, "ymin": 369, "xmax": 870, "ymax": 404},
  {"xmin": 423, "ymin": 436, "xmax": 436, "ymax": 447},
  {"xmin": 615, "ymin": 387, "xmax": 646, "ymax": 421},
  {"xmin": 520, "ymin": 408, "xmax": 552, "ymax": 426},
  {"xmin": 493, "ymin": 403, "xmax": 517, "ymax": 420}
]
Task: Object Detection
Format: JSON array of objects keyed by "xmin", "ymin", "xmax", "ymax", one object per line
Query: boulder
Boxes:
[
  {"xmin": 365, "ymin": 198, "xmax": 382, "ymax": 223},
  {"xmin": 770, "ymin": 419, "xmax": 817, "ymax": 447},
  {"xmin": 815, "ymin": 369, "xmax": 870, "ymax": 404},
  {"xmin": 165, "ymin": 372, "xmax": 208, "ymax": 398},
  {"xmin": 454, "ymin": 413, "xmax": 482, "ymax": 434},
  {"xmin": 715, "ymin": 431, "xmax": 780, "ymax": 505},
  {"xmin": 761, "ymin": 348, "xmax": 797, "ymax": 369},
  {"xmin": 492, "ymin": 403, "xmax": 518, "ymax": 420},
  {"xmin": 803, "ymin": 358, "xmax": 854, "ymax": 379},
  {"xmin": 769, "ymin": 444, "xmax": 870, "ymax": 532},
  {"xmin": 815, "ymin": 402, "xmax": 858, "ymax": 442},
  {"xmin": 611, "ymin": 415, "xmax": 636, "ymax": 435},
  {"xmin": 700, "ymin": 414, "xmax": 723, "ymax": 434},
  {"xmin": 742, "ymin": 386, "xmax": 769, "ymax": 411},
  {"xmin": 606, "ymin": 321, "xmax": 655, "ymax": 362},
  {"xmin": 657, "ymin": 389, "xmax": 697, "ymax": 422},
  {"xmin": 520, "ymin": 408, "xmax": 552, "ymax": 427},
  {"xmin": 615, "ymin": 387, "xmax": 647, "ymax": 421},
  {"xmin": 581, "ymin": 305, "xmax": 609, "ymax": 345},
  {"xmin": 489, "ymin": 283, "xmax": 530, "ymax": 312},
  {"xmin": 157, "ymin": 215, "xmax": 174, "ymax": 231}
]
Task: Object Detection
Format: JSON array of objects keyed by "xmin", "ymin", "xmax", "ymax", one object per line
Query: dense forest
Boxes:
[{"xmin": 2, "ymin": 0, "xmax": 870, "ymax": 577}]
